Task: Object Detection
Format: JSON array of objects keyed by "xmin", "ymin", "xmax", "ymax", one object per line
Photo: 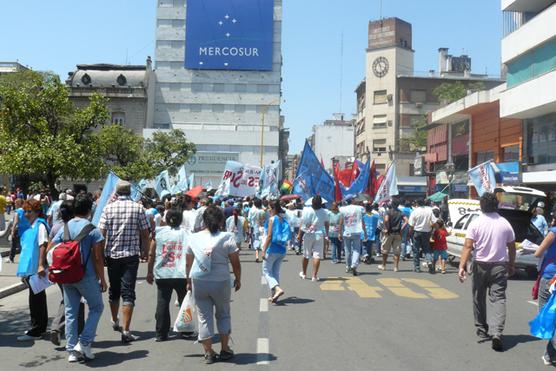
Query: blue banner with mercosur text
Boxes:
[{"xmin": 185, "ymin": 0, "xmax": 274, "ymax": 71}]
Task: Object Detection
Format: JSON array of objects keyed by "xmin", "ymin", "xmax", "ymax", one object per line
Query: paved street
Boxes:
[{"xmin": 0, "ymin": 249, "xmax": 548, "ymax": 370}]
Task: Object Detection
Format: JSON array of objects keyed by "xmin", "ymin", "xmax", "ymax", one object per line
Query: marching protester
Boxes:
[
  {"xmin": 408, "ymin": 199, "xmax": 437, "ymax": 273},
  {"xmin": 399, "ymin": 200, "xmax": 413, "ymax": 260},
  {"xmin": 6, "ymin": 198, "xmax": 28, "ymax": 264},
  {"xmin": 532, "ymin": 206, "xmax": 549, "ymax": 237},
  {"xmin": 99, "ymin": 181, "xmax": 150, "ymax": 343},
  {"xmin": 299, "ymin": 196, "xmax": 330, "ymax": 281},
  {"xmin": 248, "ymin": 198, "xmax": 267, "ymax": 262},
  {"xmin": 16, "ymin": 199, "xmax": 50, "ymax": 342},
  {"xmin": 328, "ymin": 202, "xmax": 343, "ymax": 264},
  {"xmin": 48, "ymin": 200, "xmax": 84, "ymax": 347},
  {"xmin": 533, "ymin": 219, "xmax": 556, "ymax": 365},
  {"xmin": 186, "ymin": 206, "xmax": 241, "ymax": 364},
  {"xmin": 181, "ymin": 194, "xmax": 197, "ymax": 233},
  {"xmin": 432, "ymin": 219, "xmax": 448, "ymax": 274},
  {"xmin": 458, "ymin": 192, "xmax": 516, "ymax": 352},
  {"xmin": 51, "ymin": 194, "xmax": 106, "ymax": 362},
  {"xmin": 226, "ymin": 207, "xmax": 247, "ymax": 250},
  {"xmin": 146, "ymin": 208, "xmax": 190, "ymax": 342},
  {"xmin": 262, "ymin": 200, "xmax": 290, "ymax": 303},
  {"xmin": 339, "ymin": 198, "xmax": 366, "ymax": 276},
  {"xmin": 285, "ymin": 201, "xmax": 302, "ymax": 254},
  {"xmin": 379, "ymin": 200, "xmax": 406, "ymax": 272}
]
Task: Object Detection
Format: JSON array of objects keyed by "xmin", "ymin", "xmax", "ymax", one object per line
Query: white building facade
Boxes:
[
  {"xmin": 500, "ymin": 0, "xmax": 556, "ymax": 190},
  {"xmin": 149, "ymin": 0, "xmax": 283, "ymax": 185},
  {"xmin": 310, "ymin": 117, "xmax": 355, "ymax": 172}
]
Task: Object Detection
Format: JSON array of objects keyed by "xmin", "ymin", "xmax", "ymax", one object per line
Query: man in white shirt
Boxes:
[
  {"xmin": 408, "ymin": 199, "xmax": 437, "ymax": 273},
  {"xmin": 298, "ymin": 196, "xmax": 329, "ymax": 281},
  {"xmin": 339, "ymin": 199, "xmax": 367, "ymax": 276}
]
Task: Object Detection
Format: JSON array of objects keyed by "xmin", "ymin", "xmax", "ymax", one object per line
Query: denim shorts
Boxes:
[{"xmin": 433, "ymin": 250, "xmax": 448, "ymax": 261}]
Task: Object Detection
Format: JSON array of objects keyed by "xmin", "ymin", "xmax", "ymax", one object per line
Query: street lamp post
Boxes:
[{"xmin": 446, "ymin": 162, "xmax": 455, "ymax": 198}]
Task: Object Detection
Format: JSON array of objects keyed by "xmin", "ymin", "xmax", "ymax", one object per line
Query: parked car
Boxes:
[{"xmin": 445, "ymin": 186, "xmax": 547, "ymax": 277}]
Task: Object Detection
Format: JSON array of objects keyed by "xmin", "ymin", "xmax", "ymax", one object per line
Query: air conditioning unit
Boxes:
[
  {"xmin": 387, "ymin": 120, "xmax": 393, "ymax": 127},
  {"xmin": 387, "ymin": 94, "xmax": 393, "ymax": 101},
  {"xmin": 416, "ymin": 102, "xmax": 423, "ymax": 109}
]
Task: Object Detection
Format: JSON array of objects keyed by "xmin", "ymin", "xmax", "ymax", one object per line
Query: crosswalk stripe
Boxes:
[
  {"xmin": 377, "ymin": 278, "xmax": 428, "ymax": 299},
  {"xmin": 402, "ymin": 278, "xmax": 459, "ymax": 299},
  {"xmin": 256, "ymin": 338, "xmax": 270, "ymax": 365}
]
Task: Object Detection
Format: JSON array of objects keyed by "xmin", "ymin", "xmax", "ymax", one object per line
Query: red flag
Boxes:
[
  {"xmin": 333, "ymin": 162, "xmax": 342, "ymax": 202},
  {"xmin": 320, "ymin": 155, "xmax": 325, "ymax": 169},
  {"xmin": 349, "ymin": 161, "xmax": 359, "ymax": 185}
]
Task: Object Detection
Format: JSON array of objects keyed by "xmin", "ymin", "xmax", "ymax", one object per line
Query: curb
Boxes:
[{"xmin": 0, "ymin": 282, "xmax": 26, "ymax": 299}]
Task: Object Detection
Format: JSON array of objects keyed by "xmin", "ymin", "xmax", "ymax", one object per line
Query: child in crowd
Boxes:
[{"xmin": 432, "ymin": 219, "xmax": 448, "ymax": 274}]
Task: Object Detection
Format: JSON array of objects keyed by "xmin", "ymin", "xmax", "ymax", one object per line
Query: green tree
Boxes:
[
  {"xmin": 145, "ymin": 129, "xmax": 196, "ymax": 176},
  {"xmin": 0, "ymin": 70, "xmax": 109, "ymax": 196},
  {"xmin": 433, "ymin": 81, "xmax": 467, "ymax": 104},
  {"xmin": 95, "ymin": 124, "xmax": 156, "ymax": 181},
  {"xmin": 400, "ymin": 115, "xmax": 428, "ymax": 152}
]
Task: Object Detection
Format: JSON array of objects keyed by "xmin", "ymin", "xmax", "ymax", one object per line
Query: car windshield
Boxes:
[{"xmin": 496, "ymin": 192, "xmax": 541, "ymax": 212}]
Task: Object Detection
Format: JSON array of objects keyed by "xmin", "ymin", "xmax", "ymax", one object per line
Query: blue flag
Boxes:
[
  {"xmin": 468, "ymin": 161, "xmax": 497, "ymax": 196},
  {"xmin": 188, "ymin": 173, "xmax": 195, "ymax": 190},
  {"xmin": 92, "ymin": 172, "xmax": 121, "ymax": 226},
  {"xmin": 341, "ymin": 161, "xmax": 370, "ymax": 199},
  {"xmin": 154, "ymin": 170, "xmax": 171, "ymax": 198},
  {"xmin": 293, "ymin": 141, "xmax": 335, "ymax": 203},
  {"xmin": 259, "ymin": 160, "xmax": 281, "ymax": 199}
]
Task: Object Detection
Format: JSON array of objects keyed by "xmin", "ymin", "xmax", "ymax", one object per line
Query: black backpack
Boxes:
[{"xmin": 387, "ymin": 210, "xmax": 404, "ymax": 233}]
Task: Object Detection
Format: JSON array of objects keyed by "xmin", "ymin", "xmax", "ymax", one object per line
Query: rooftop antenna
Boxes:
[
  {"xmin": 380, "ymin": 0, "xmax": 383, "ymax": 20},
  {"xmin": 339, "ymin": 31, "xmax": 344, "ymax": 115}
]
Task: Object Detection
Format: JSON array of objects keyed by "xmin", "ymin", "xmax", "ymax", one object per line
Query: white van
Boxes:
[{"xmin": 446, "ymin": 186, "xmax": 547, "ymax": 277}]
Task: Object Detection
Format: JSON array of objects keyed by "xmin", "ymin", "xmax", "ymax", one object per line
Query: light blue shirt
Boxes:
[{"xmin": 532, "ymin": 214, "xmax": 549, "ymax": 236}]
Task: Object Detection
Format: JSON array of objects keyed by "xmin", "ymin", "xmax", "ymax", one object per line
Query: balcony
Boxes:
[
  {"xmin": 502, "ymin": 2, "xmax": 556, "ymax": 64},
  {"xmin": 500, "ymin": 68, "xmax": 556, "ymax": 118},
  {"xmin": 502, "ymin": 0, "xmax": 555, "ymax": 12}
]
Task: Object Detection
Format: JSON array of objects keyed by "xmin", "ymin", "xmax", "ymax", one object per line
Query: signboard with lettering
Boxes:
[
  {"xmin": 185, "ymin": 0, "xmax": 274, "ymax": 71},
  {"xmin": 496, "ymin": 162, "xmax": 520, "ymax": 185},
  {"xmin": 216, "ymin": 161, "xmax": 262, "ymax": 198}
]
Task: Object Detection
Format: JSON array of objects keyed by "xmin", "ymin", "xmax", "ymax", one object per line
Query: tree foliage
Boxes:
[
  {"xmin": 0, "ymin": 70, "xmax": 109, "ymax": 195},
  {"xmin": 145, "ymin": 129, "xmax": 196, "ymax": 176},
  {"xmin": 400, "ymin": 115, "xmax": 428, "ymax": 153},
  {"xmin": 0, "ymin": 70, "xmax": 196, "ymax": 192},
  {"xmin": 433, "ymin": 82, "xmax": 467, "ymax": 104}
]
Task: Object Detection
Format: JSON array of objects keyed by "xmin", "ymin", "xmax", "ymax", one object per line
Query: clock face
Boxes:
[{"xmin": 372, "ymin": 56, "xmax": 389, "ymax": 78}]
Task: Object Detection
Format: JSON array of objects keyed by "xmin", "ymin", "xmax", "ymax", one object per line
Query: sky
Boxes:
[{"xmin": 1, "ymin": 0, "xmax": 503, "ymax": 153}]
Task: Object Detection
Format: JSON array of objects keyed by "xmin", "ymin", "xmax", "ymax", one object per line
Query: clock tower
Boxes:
[{"xmin": 357, "ymin": 17, "xmax": 414, "ymax": 174}]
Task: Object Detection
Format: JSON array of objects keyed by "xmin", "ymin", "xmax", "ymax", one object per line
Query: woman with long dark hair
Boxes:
[
  {"xmin": 226, "ymin": 207, "xmax": 247, "ymax": 250},
  {"xmin": 186, "ymin": 206, "xmax": 242, "ymax": 364}
]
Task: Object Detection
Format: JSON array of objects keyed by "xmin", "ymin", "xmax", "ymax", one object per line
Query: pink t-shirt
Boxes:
[{"xmin": 466, "ymin": 213, "xmax": 515, "ymax": 263}]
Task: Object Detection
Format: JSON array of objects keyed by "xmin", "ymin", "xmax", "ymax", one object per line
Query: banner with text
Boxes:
[{"xmin": 216, "ymin": 161, "xmax": 262, "ymax": 198}]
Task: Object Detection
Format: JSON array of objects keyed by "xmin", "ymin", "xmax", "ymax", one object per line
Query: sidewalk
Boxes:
[{"xmin": 0, "ymin": 213, "xmax": 25, "ymax": 299}]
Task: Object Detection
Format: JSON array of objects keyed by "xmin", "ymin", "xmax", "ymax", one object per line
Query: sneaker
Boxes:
[
  {"xmin": 542, "ymin": 354, "xmax": 553, "ymax": 366},
  {"xmin": 377, "ymin": 265, "xmax": 385, "ymax": 271},
  {"xmin": 4, "ymin": 258, "xmax": 13, "ymax": 263},
  {"xmin": 345, "ymin": 267, "xmax": 352, "ymax": 273},
  {"xmin": 111, "ymin": 319, "xmax": 122, "ymax": 332},
  {"xmin": 311, "ymin": 276, "xmax": 320, "ymax": 282},
  {"xmin": 50, "ymin": 330, "xmax": 61, "ymax": 346},
  {"xmin": 352, "ymin": 269, "xmax": 358, "ymax": 276},
  {"xmin": 68, "ymin": 351, "xmax": 80, "ymax": 363},
  {"xmin": 204, "ymin": 352, "xmax": 218, "ymax": 364},
  {"xmin": 413, "ymin": 268, "xmax": 421, "ymax": 273},
  {"xmin": 298, "ymin": 272, "xmax": 306, "ymax": 280},
  {"xmin": 121, "ymin": 332, "xmax": 140, "ymax": 344},
  {"xmin": 491, "ymin": 335, "xmax": 503, "ymax": 352},
  {"xmin": 393, "ymin": 267, "xmax": 399, "ymax": 272},
  {"xmin": 155, "ymin": 335, "xmax": 168, "ymax": 342},
  {"xmin": 428, "ymin": 263, "xmax": 435, "ymax": 274},
  {"xmin": 74, "ymin": 341, "xmax": 95, "ymax": 360},
  {"xmin": 220, "ymin": 349, "xmax": 234, "ymax": 361},
  {"xmin": 17, "ymin": 333, "xmax": 42, "ymax": 342},
  {"xmin": 441, "ymin": 270, "xmax": 446, "ymax": 274}
]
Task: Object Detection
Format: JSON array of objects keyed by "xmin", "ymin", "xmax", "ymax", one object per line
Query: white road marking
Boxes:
[
  {"xmin": 137, "ymin": 281, "xmax": 144, "ymax": 285},
  {"xmin": 259, "ymin": 298, "xmax": 269, "ymax": 312},
  {"xmin": 261, "ymin": 276, "xmax": 267, "ymax": 285},
  {"xmin": 256, "ymin": 338, "xmax": 270, "ymax": 365},
  {"xmin": 528, "ymin": 300, "xmax": 539, "ymax": 307}
]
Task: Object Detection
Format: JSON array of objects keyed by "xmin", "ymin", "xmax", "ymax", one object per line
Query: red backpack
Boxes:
[{"xmin": 49, "ymin": 223, "xmax": 95, "ymax": 284}]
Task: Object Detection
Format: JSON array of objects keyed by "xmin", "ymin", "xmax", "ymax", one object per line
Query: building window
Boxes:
[
  {"xmin": 376, "ymin": 164, "xmax": 386, "ymax": 172},
  {"xmin": 191, "ymin": 104, "xmax": 202, "ymax": 113},
  {"xmin": 409, "ymin": 163, "xmax": 415, "ymax": 176},
  {"xmin": 373, "ymin": 90, "xmax": 388, "ymax": 105},
  {"xmin": 111, "ymin": 112, "xmax": 125, "ymax": 125},
  {"xmin": 257, "ymin": 84, "xmax": 270, "ymax": 93},
  {"xmin": 502, "ymin": 145, "xmax": 520, "ymax": 162},
  {"xmin": 212, "ymin": 104, "xmax": 224, "ymax": 113},
  {"xmin": 527, "ymin": 114, "xmax": 556, "ymax": 165},
  {"xmin": 373, "ymin": 139, "xmax": 387, "ymax": 153},
  {"xmin": 373, "ymin": 115, "xmax": 387, "ymax": 129},
  {"xmin": 213, "ymin": 84, "xmax": 225, "ymax": 93},
  {"xmin": 234, "ymin": 105, "xmax": 246, "ymax": 113},
  {"xmin": 410, "ymin": 89, "xmax": 427, "ymax": 103},
  {"xmin": 356, "ymin": 120, "xmax": 365, "ymax": 136},
  {"xmin": 234, "ymin": 84, "xmax": 247, "ymax": 93},
  {"xmin": 476, "ymin": 151, "xmax": 495, "ymax": 164}
]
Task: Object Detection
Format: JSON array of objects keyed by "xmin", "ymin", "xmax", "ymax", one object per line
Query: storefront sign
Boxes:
[{"xmin": 496, "ymin": 162, "xmax": 520, "ymax": 185}]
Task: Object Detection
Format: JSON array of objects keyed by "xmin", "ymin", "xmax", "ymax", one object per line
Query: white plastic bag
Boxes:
[{"xmin": 173, "ymin": 291, "xmax": 195, "ymax": 333}]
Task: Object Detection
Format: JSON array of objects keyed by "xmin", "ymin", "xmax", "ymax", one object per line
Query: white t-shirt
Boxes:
[
  {"xmin": 285, "ymin": 209, "xmax": 301, "ymax": 229},
  {"xmin": 181, "ymin": 209, "xmax": 197, "ymax": 233},
  {"xmin": 300, "ymin": 207, "xmax": 329, "ymax": 234},
  {"xmin": 33, "ymin": 220, "xmax": 49, "ymax": 246},
  {"xmin": 226, "ymin": 215, "xmax": 246, "ymax": 242},
  {"xmin": 408, "ymin": 206, "xmax": 437, "ymax": 233},
  {"xmin": 340, "ymin": 205, "xmax": 365, "ymax": 236}
]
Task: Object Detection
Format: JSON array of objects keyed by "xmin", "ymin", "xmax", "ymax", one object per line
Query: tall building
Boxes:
[
  {"xmin": 308, "ymin": 114, "xmax": 355, "ymax": 172},
  {"xmin": 357, "ymin": 17, "xmax": 503, "ymax": 180},
  {"xmin": 500, "ymin": 0, "xmax": 556, "ymax": 191},
  {"xmin": 0, "ymin": 61, "xmax": 28, "ymax": 75},
  {"xmin": 150, "ymin": 0, "xmax": 283, "ymax": 185}
]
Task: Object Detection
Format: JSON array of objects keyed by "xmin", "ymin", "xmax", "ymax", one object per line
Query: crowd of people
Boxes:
[{"xmin": 6, "ymin": 180, "xmax": 556, "ymax": 367}]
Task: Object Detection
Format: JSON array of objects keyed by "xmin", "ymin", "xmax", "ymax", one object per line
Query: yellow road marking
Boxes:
[
  {"xmin": 377, "ymin": 278, "xmax": 428, "ymax": 299},
  {"xmin": 320, "ymin": 277, "xmax": 347, "ymax": 291},
  {"xmin": 402, "ymin": 278, "xmax": 459, "ymax": 299},
  {"xmin": 345, "ymin": 277, "xmax": 383, "ymax": 298}
]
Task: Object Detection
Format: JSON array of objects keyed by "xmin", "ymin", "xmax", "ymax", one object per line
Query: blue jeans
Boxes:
[
  {"xmin": 412, "ymin": 231, "xmax": 432, "ymax": 270},
  {"xmin": 63, "ymin": 275, "xmax": 104, "ymax": 350},
  {"xmin": 262, "ymin": 253, "xmax": 285, "ymax": 291},
  {"xmin": 343, "ymin": 236, "xmax": 361, "ymax": 269},
  {"xmin": 401, "ymin": 226, "xmax": 412, "ymax": 256},
  {"xmin": 362, "ymin": 239, "xmax": 376, "ymax": 257},
  {"xmin": 330, "ymin": 237, "xmax": 342, "ymax": 262}
]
